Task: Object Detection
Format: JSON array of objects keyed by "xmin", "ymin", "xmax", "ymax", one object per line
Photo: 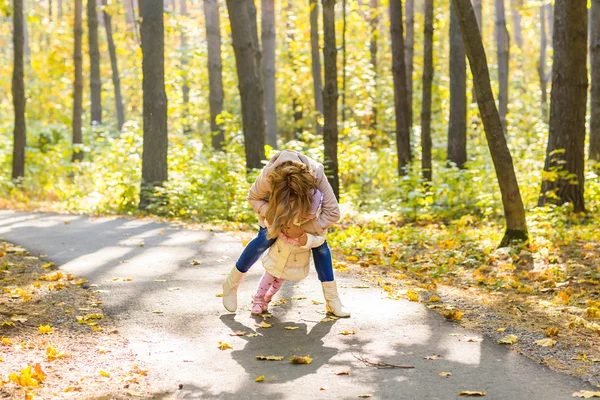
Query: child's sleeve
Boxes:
[{"xmin": 300, "ymin": 233, "xmax": 327, "ymax": 249}]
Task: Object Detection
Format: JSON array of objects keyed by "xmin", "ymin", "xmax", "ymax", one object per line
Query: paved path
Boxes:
[{"xmin": 0, "ymin": 210, "xmax": 593, "ymax": 399}]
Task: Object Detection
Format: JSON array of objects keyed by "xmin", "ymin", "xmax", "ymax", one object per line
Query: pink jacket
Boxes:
[{"xmin": 247, "ymin": 150, "xmax": 341, "ymax": 235}]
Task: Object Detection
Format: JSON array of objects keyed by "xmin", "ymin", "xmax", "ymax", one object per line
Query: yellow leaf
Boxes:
[
  {"xmin": 33, "ymin": 363, "xmax": 45, "ymax": 383},
  {"xmin": 2, "ymin": 336, "xmax": 13, "ymax": 345},
  {"xmin": 459, "ymin": 391, "xmax": 486, "ymax": 396},
  {"xmin": 320, "ymin": 317, "xmax": 338, "ymax": 322},
  {"xmin": 229, "ymin": 331, "xmax": 246, "ymax": 336},
  {"xmin": 291, "ymin": 296, "xmax": 306, "ymax": 300},
  {"xmin": 572, "ymin": 391, "xmax": 600, "ymax": 399},
  {"xmin": 312, "ymin": 300, "xmax": 324, "ymax": 305},
  {"xmin": 99, "ymin": 370, "xmax": 110, "ymax": 377},
  {"xmin": 442, "ymin": 310, "xmax": 463, "ymax": 321},
  {"xmin": 461, "ymin": 337, "xmax": 483, "ymax": 342},
  {"xmin": 345, "ymin": 256, "xmax": 359, "ymax": 261},
  {"xmin": 257, "ymin": 321, "xmax": 272, "ymax": 328},
  {"xmin": 247, "ymin": 333, "xmax": 259, "ymax": 337},
  {"xmin": 498, "ymin": 334, "xmax": 518, "ymax": 345},
  {"xmin": 554, "ymin": 292, "xmax": 571, "ymax": 305},
  {"xmin": 407, "ymin": 290, "xmax": 419, "ymax": 302},
  {"xmin": 438, "ymin": 372, "xmax": 452, "ymax": 377},
  {"xmin": 91, "ymin": 326, "xmax": 103, "ymax": 332},
  {"xmin": 546, "ymin": 327, "xmax": 559, "ymax": 337},
  {"xmin": 497, "ymin": 327, "xmax": 506, "ymax": 333},
  {"xmin": 289, "ymin": 355, "xmax": 312, "ymax": 364},
  {"xmin": 46, "ymin": 346, "xmax": 65, "ymax": 361},
  {"xmin": 242, "ymin": 239, "xmax": 250, "ymax": 247},
  {"xmin": 38, "ymin": 325, "xmax": 54, "ymax": 334},
  {"xmin": 428, "ymin": 296, "xmax": 440, "ymax": 303},
  {"xmin": 338, "ymin": 330, "xmax": 356, "ymax": 335},
  {"xmin": 424, "ymin": 354, "xmax": 440, "ymax": 360},
  {"xmin": 255, "ymin": 375, "xmax": 264, "ymax": 382},
  {"xmin": 216, "ymin": 293, "xmax": 223, "ymax": 297},
  {"xmin": 336, "ymin": 371, "xmax": 350, "ymax": 375},
  {"xmin": 534, "ymin": 338, "xmax": 556, "ymax": 347},
  {"xmin": 41, "ymin": 262, "xmax": 54, "ymax": 269},
  {"xmin": 1, "ymin": 321, "xmax": 15, "ymax": 327},
  {"xmin": 255, "ymin": 355, "xmax": 284, "ymax": 361},
  {"xmin": 218, "ymin": 341, "xmax": 233, "ymax": 350},
  {"xmin": 284, "ymin": 326, "xmax": 299, "ymax": 330},
  {"xmin": 0, "ymin": 357, "xmax": 3, "ymax": 362}
]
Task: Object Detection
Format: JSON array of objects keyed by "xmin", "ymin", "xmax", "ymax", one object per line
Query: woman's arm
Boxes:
[
  {"xmin": 247, "ymin": 168, "xmax": 271, "ymax": 217},
  {"xmin": 301, "ymin": 174, "xmax": 340, "ymax": 234}
]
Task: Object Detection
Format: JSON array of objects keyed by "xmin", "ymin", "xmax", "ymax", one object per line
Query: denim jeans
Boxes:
[{"xmin": 235, "ymin": 226, "xmax": 335, "ymax": 282}]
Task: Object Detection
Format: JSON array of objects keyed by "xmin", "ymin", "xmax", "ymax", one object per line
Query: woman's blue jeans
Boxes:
[{"xmin": 235, "ymin": 226, "xmax": 335, "ymax": 282}]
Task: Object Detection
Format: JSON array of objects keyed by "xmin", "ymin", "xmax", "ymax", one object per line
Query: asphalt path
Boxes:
[{"xmin": 0, "ymin": 210, "xmax": 593, "ymax": 399}]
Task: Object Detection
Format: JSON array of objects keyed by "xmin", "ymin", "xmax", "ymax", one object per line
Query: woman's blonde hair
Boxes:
[{"xmin": 265, "ymin": 161, "xmax": 317, "ymax": 239}]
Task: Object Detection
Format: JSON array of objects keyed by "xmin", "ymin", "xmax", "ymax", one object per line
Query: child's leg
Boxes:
[
  {"xmin": 264, "ymin": 278, "xmax": 285, "ymax": 302},
  {"xmin": 255, "ymin": 272, "xmax": 277, "ymax": 298}
]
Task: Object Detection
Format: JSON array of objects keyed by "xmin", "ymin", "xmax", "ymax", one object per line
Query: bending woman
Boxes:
[{"xmin": 222, "ymin": 150, "xmax": 350, "ymax": 317}]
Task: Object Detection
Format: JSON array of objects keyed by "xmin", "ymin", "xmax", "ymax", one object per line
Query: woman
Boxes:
[{"xmin": 222, "ymin": 150, "xmax": 350, "ymax": 317}]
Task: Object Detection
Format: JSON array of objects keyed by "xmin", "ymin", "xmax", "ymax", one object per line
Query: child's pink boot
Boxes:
[
  {"xmin": 251, "ymin": 295, "xmax": 265, "ymax": 315},
  {"xmin": 262, "ymin": 296, "xmax": 272, "ymax": 313}
]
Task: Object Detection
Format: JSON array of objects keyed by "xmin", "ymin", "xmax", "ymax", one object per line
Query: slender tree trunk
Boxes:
[
  {"xmin": 88, "ymin": 0, "xmax": 102, "ymax": 125},
  {"xmin": 48, "ymin": 0, "xmax": 52, "ymax": 19},
  {"xmin": 495, "ymin": 0, "xmax": 509, "ymax": 132},
  {"xmin": 309, "ymin": 0, "xmax": 323, "ymax": 136},
  {"xmin": 180, "ymin": 0, "xmax": 189, "ymax": 105},
  {"xmin": 102, "ymin": 0, "xmax": 125, "ymax": 130},
  {"xmin": 448, "ymin": 4, "xmax": 467, "ymax": 169},
  {"xmin": 125, "ymin": 0, "xmax": 138, "ymax": 32},
  {"xmin": 369, "ymin": 0, "xmax": 378, "ymax": 129},
  {"xmin": 57, "ymin": 0, "xmax": 62, "ymax": 18},
  {"xmin": 322, "ymin": 0, "xmax": 340, "ymax": 199},
  {"xmin": 405, "ymin": 0, "xmax": 414, "ymax": 130},
  {"xmin": 262, "ymin": 0, "xmax": 277, "ymax": 147},
  {"xmin": 390, "ymin": 0, "xmax": 411, "ymax": 175},
  {"xmin": 204, "ymin": 0, "xmax": 225, "ymax": 151},
  {"xmin": 539, "ymin": 1, "xmax": 588, "ymax": 213},
  {"xmin": 12, "ymin": 0, "xmax": 26, "ymax": 181},
  {"xmin": 286, "ymin": 1, "xmax": 302, "ymax": 139},
  {"xmin": 72, "ymin": 0, "xmax": 84, "ymax": 162},
  {"xmin": 471, "ymin": 0, "xmax": 481, "ymax": 104},
  {"xmin": 452, "ymin": 0, "xmax": 528, "ymax": 246},
  {"xmin": 590, "ymin": 0, "xmax": 600, "ymax": 162},
  {"xmin": 341, "ymin": 0, "xmax": 347, "ymax": 126},
  {"xmin": 509, "ymin": 0, "xmax": 523, "ymax": 51},
  {"xmin": 23, "ymin": 0, "xmax": 29, "ymax": 59},
  {"xmin": 226, "ymin": 0, "xmax": 266, "ymax": 169},
  {"xmin": 139, "ymin": 0, "xmax": 168, "ymax": 209},
  {"xmin": 546, "ymin": 4, "xmax": 553, "ymax": 41},
  {"xmin": 537, "ymin": 4, "xmax": 548, "ymax": 122},
  {"xmin": 421, "ymin": 0, "xmax": 433, "ymax": 181}
]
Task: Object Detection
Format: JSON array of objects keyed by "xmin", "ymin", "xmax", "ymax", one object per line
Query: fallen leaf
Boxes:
[
  {"xmin": 442, "ymin": 310, "xmax": 463, "ymax": 321},
  {"xmin": 229, "ymin": 331, "xmax": 246, "ymax": 336},
  {"xmin": 497, "ymin": 327, "xmax": 506, "ymax": 333},
  {"xmin": 352, "ymin": 284, "xmax": 370, "ymax": 289},
  {"xmin": 154, "ymin": 279, "xmax": 167, "ymax": 282},
  {"xmin": 216, "ymin": 293, "xmax": 223, "ymax": 297},
  {"xmin": 546, "ymin": 327, "xmax": 559, "ymax": 337},
  {"xmin": 320, "ymin": 316, "xmax": 339, "ymax": 323},
  {"xmin": 346, "ymin": 256, "xmax": 359, "ymax": 261},
  {"xmin": 424, "ymin": 354, "xmax": 440, "ymax": 360},
  {"xmin": 260, "ymin": 313, "xmax": 272, "ymax": 318},
  {"xmin": 38, "ymin": 325, "xmax": 54, "ymax": 334},
  {"xmin": 284, "ymin": 326, "xmax": 299, "ymax": 330},
  {"xmin": 358, "ymin": 395, "xmax": 372, "ymax": 398},
  {"xmin": 246, "ymin": 333, "xmax": 259, "ymax": 337},
  {"xmin": 461, "ymin": 337, "xmax": 483, "ymax": 343},
  {"xmin": 41, "ymin": 262, "xmax": 54, "ymax": 269},
  {"xmin": 255, "ymin": 355, "xmax": 284, "ymax": 361},
  {"xmin": 255, "ymin": 375, "xmax": 264, "ymax": 382},
  {"xmin": 289, "ymin": 355, "xmax": 312, "ymax": 364},
  {"xmin": 320, "ymin": 387, "xmax": 327, "ymax": 391},
  {"xmin": 1, "ymin": 321, "xmax": 15, "ymax": 327},
  {"xmin": 498, "ymin": 334, "xmax": 518, "ymax": 345},
  {"xmin": 339, "ymin": 330, "xmax": 356, "ymax": 335},
  {"xmin": 428, "ymin": 296, "xmax": 441, "ymax": 303},
  {"xmin": 291, "ymin": 296, "xmax": 306, "ymax": 300},
  {"xmin": 573, "ymin": 390, "xmax": 600, "ymax": 398},
  {"xmin": 459, "ymin": 391, "xmax": 486, "ymax": 396},
  {"xmin": 46, "ymin": 346, "xmax": 65, "ymax": 361},
  {"xmin": 191, "ymin": 260, "xmax": 201, "ymax": 265},
  {"xmin": 312, "ymin": 300, "xmax": 324, "ymax": 305},
  {"xmin": 167, "ymin": 287, "xmax": 180, "ymax": 291},
  {"xmin": 10, "ymin": 315, "xmax": 27, "ymax": 323},
  {"xmin": 257, "ymin": 321, "xmax": 272, "ymax": 328},
  {"xmin": 534, "ymin": 338, "xmax": 556, "ymax": 347},
  {"xmin": 99, "ymin": 370, "xmax": 110, "ymax": 377},
  {"xmin": 407, "ymin": 290, "xmax": 419, "ymax": 302},
  {"xmin": 439, "ymin": 372, "xmax": 452, "ymax": 377},
  {"xmin": 336, "ymin": 371, "xmax": 350, "ymax": 375},
  {"xmin": 2, "ymin": 336, "xmax": 13, "ymax": 345},
  {"xmin": 218, "ymin": 341, "xmax": 233, "ymax": 350}
]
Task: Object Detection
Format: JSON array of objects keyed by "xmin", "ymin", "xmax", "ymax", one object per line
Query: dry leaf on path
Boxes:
[
  {"xmin": 246, "ymin": 333, "xmax": 259, "ymax": 337},
  {"xmin": 534, "ymin": 338, "xmax": 556, "ymax": 347},
  {"xmin": 498, "ymin": 334, "xmax": 518, "ymax": 345},
  {"xmin": 459, "ymin": 391, "xmax": 486, "ymax": 396},
  {"xmin": 572, "ymin": 390, "xmax": 600, "ymax": 398},
  {"xmin": 284, "ymin": 326, "xmax": 299, "ymax": 330},
  {"xmin": 10, "ymin": 315, "xmax": 27, "ymax": 323},
  {"xmin": 256, "ymin": 321, "xmax": 272, "ymax": 328},
  {"xmin": 99, "ymin": 370, "xmax": 110, "ymax": 377},
  {"xmin": 291, "ymin": 296, "xmax": 306, "ymax": 300},
  {"xmin": 255, "ymin": 376, "xmax": 264, "ymax": 382},
  {"xmin": 38, "ymin": 325, "xmax": 54, "ymax": 334},
  {"xmin": 358, "ymin": 395, "xmax": 372, "ymax": 398},
  {"xmin": 229, "ymin": 331, "xmax": 246, "ymax": 336},
  {"xmin": 546, "ymin": 327, "xmax": 559, "ymax": 337},
  {"xmin": 218, "ymin": 341, "xmax": 233, "ymax": 350},
  {"xmin": 289, "ymin": 355, "xmax": 312, "ymax": 364},
  {"xmin": 320, "ymin": 316, "xmax": 339, "ymax": 323},
  {"xmin": 438, "ymin": 372, "xmax": 452, "ymax": 377},
  {"xmin": 442, "ymin": 310, "xmax": 463, "ymax": 321},
  {"xmin": 424, "ymin": 354, "xmax": 440, "ymax": 360},
  {"xmin": 255, "ymin": 355, "xmax": 284, "ymax": 361},
  {"xmin": 461, "ymin": 337, "xmax": 483, "ymax": 343},
  {"xmin": 336, "ymin": 371, "xmax": 350, "ymax": 375},
  {"xmin": 497, "ymin": 328, "xmax": 506, "ymax": 333},
  {"xmin": 339, "ymin": 330, "xmax": 356, "ymax": 335},
  {"xmin": 312, "ymin": 300, "xmax": 324, "ymax": 305},
  {"xmin": 407, "ymin": 290, "xmax": 419, "ymax": 302},
  {"xmin": 216, "ymin": 293, "xmax": 223, "ymax": 297}
]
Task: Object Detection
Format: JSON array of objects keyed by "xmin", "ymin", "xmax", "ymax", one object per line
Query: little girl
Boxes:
[{"xmin": 251, "ymin": 223, "xmax": 326, "ymax": 314}]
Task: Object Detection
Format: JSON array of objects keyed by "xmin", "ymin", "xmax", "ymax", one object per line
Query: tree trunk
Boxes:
[
  {"xmin": 226, "ymin": 0, "xmax": 266, "ymax": 169},
  {"xmin": 72, "ymin": 0, "xmax": 84, "ymax": 162},
  {"xmin": 139, "ymin": 0, "xmax": 169, "ymax": 209},
  {"xmin": 537, "ymin": 4, "xmax": 548, "ymax": 122},
  {"xmin": 452, "ymin": 0, "xmax": 528, "ymax": 246},
  {"xmin": 405, "ymin": 0, "xmax": 414, "ymax": 130},
  {"xmin": 309, "ymin": 0, "xmax": 323, "ymax": 136},
  {"xmin": 448, "ymin": 4, "xmax": 467, "ymax": 169},
  {"xmin": 369, "ymin": 0, "xmax": 378, "ymax": 129},
  {"xmin": 509, "ymin": 0, "xmax": 523, "ymax": 50},
  {"xmin": 471, "ymin": 0, "xmax": 481, "ymax": 104},
  {"xmin": 286, "ymin": 1, "xmax": 302, "ymax": 139},
  {"xmin": 341, "ymin": 0, "xmax": 347, "ymax": 126},
  {"xmin": 421, "ymin": 0, "xmax": 433, "ymax": 181},
  {"xmin": 390, "ymin": 0, "xmax": 411, "ymax": 175},
  {"xmin": 12, "ymin": 0, "xmax": 26, "ymax": 181},
  {"xmin": 88, "ymin": 0, "xmax": 102, "ymax": 125},
  {"xmin": 180, "ymin": 0, "xmax": 189, "ymax": 106},
  {"xmin": 495, "ymin": 0, "xmax": 509, "ymax": 132},
  {"xmin": 23, "ymin": 0, "xmax": 29, "ymax": 59},
  {"xmin": 262, "ymin": 0, "xmax": 277, "ymax": 147},
  {"xmin": 539, "ymin": 1, "xmax": 588, "ymax": 213},
  {"xmin": 58, "ymin": 0, "xmax": 62, "ymax": 18},
  {"xmin": 48, "ymin": 0, "xmax": 52, "ymax": 19},
  {"xmin": 322, "ymin": 0, "xmax": 340, "ymax": 199},
  {"xmin": 590, "ymin": 0, "xmax": 600, "ymax": 162},
  {"xmin": 102, "ymin": 0, "xmax": 125, "ymax": 130},
  {"xmin": 204, "ymin": 0, "xmax": 225, "ymax": 151}
]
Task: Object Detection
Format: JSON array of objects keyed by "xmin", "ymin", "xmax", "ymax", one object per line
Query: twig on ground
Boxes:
[{"xmin": 352, "ymin": 353, "xmax": 414, "ymax": 369}]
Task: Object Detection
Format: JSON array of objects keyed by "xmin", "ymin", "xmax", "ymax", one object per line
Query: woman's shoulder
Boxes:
[{"xmin": 267, "ymin": 150, "xmax": 325, "ymax": 180}]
